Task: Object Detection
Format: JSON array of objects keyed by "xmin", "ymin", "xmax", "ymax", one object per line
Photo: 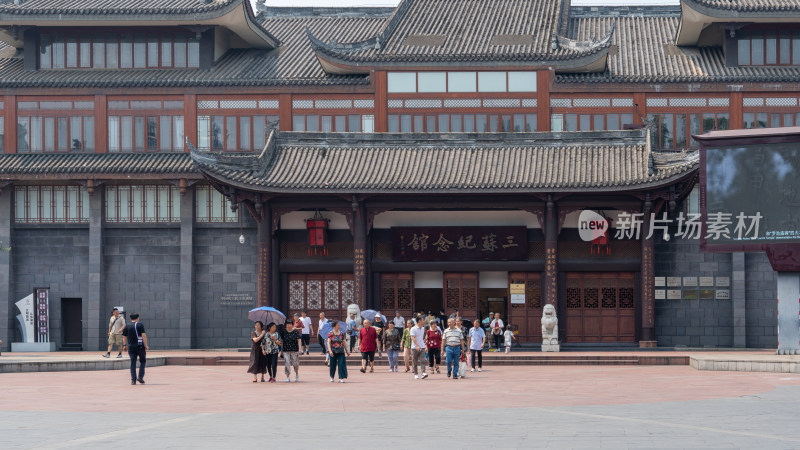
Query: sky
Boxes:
[{"xmin": 260, "ymin": 0, "xmax": 680, "ymax": 7}]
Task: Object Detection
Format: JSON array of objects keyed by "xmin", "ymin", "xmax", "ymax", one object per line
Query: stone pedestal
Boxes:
[
  {"xmin": 11, "ymin": 342, "xmax": 56, "ymax": 352},
  {"xmin": 541, "ymin": 342, "xmax": 560, "ymax": 352},
  {"xmin": 639, "ymin": 340, "xmax": 658, "ymax": 348}
]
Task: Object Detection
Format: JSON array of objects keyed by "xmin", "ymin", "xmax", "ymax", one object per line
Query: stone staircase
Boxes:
[{"xmin": 165, "ymin": 353, "xmax": 688, "ymax": 367}]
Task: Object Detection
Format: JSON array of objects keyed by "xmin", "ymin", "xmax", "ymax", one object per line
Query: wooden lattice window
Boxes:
[
  {"xmin": 287, "ymin": 273, "xmax": 354, "ymax": 316},
  {"xmin": 444, "ymin": 273, "xmax": 478, "ymax": 313},
  {"xmin": 380, "ymin": 273, "xmax": 413, "ymax": 311}
]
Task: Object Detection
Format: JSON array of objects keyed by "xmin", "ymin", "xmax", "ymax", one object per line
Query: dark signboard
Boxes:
[
  {"xmin": 392, "ymin": 226, "xmax": 527, "ymax": 261},
  {"xmin": 703, "ymin": 141, "xmax": 800, "ymax": 249}
]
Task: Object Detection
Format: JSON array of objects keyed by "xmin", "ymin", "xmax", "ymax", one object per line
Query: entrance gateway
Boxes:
[{"xmin": 286, "ymin": 269, "xmax": 637, "ymax": 345}]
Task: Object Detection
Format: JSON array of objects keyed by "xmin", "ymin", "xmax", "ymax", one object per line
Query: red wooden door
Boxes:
[
  {"xmin": 380, "ymin": 273, "xmax": 414, "ymax": 320},
  {"xmin": 565, "ymin": 273, "xmax": 636, "ymax": 343},
  {"xmin": 288, "ymin": 273, "xmax": 354, "ymax": 323},
  {"xmin": 444, "ymin": 273, "xmax": 478, "ymax": 321},
  {"xmin": 508, "ymin": 272, "xmax": 543, "ymax": 343}
]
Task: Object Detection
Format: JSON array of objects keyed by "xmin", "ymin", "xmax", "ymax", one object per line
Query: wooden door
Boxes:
[
  {"xmin": 564, "ymin": 273, "xmax": 636, "ymax": 343},
  {"xmin": 288, "ymin": 273, "xmax": 354, "ymax": 323},
  {"xmin": 508, "ymin": 272, "xmax": 543, "ymax": 343},
  {"xmin": 380, "ymin": 273, "xmax": 414, "ymax": 319},
  {"xmin": 444, "ymin": 272, "xmax": 478, "ymax": 321}
]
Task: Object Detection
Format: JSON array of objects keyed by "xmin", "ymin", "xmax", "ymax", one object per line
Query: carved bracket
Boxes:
[
  {"xmin": 0, "ymin": 180, "xmax": 12, "ymax": 196},
  {"xmin": 518, "ymin": 205, "xmax": 545, "ymax": 230},
  {"xmin": 366, "ymin": 207, "xmax": 392, "ymax": 233},
  {"xmin": 557, "ymin": 206, "xmax": 583, "ymax": 235},
  {"xmin": 327, "ymin": 207, "xmax": 355, "ymax": 236},
  {"xmin": 167, "ymin": 178, "xmax": 201, "ymax": 196},
  {"xmin": 78, "ymin": 179, "xmax": 107, "ymax": 196},
  {"xmin": 272, "ymin": 207, "xmax": 300, "ymax": 236}
]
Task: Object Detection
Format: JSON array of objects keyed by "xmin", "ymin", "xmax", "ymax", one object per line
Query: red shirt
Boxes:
[
  {"xmin": 359, "ymin": 327, "xmax": 377, "ymax": 352},
  {"xmin": 425, "ymin": 328, "xmax": 442, "ymax": 348},
  {"xmin": 294, "ymin": 319, "xmax": 303, "ymax": 331}
]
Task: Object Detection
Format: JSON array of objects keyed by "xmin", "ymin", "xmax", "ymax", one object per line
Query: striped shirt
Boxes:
[{"xmin": 442, "ymin": 328, "xmax": 464, "ymax": 347}]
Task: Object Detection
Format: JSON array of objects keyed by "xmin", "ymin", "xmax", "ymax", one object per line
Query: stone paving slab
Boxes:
[{"xmin": 2, "ymin": 365, "xmax": 800, "ymax": 448}]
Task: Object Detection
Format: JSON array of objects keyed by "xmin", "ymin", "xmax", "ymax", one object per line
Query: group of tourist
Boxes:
[{"xmin": 247, "ymin": 308, "xmax": 518, "ymax": 383}]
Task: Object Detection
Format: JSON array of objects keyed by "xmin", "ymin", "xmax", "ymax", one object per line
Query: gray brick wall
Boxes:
[
  {"xmin": 11, "ymin": 228, "xmax": 90, "ymax": 349},
  {"xmin": 193, "ymin": 226, "xmax": 257, "ymax": 349},
  {"xmin": 654, "ymin": 237, "xmax": 734, "ymax": 347},
  {"xmin": 103, "ymin": 228, "xmax": 181, "ymax": 350},
  {"xmin": 745, "ymin": 252, "xmax": 777, "ymax": 348}
]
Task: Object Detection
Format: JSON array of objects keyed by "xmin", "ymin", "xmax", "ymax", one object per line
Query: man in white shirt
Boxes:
[
  {"xmin": 490, "ymin": 313, "xmax": 504, "ymax": 352},
  {"xmin": 392, "ymin": 310, "xmax": 405, "ymax": 329},
  {"xmin": 317, "ymin": 312, "xmax": 329, "ymax": 355},
  {"xmin": 300, "ymin": 311, "xmax": 313, "ymax": 355},
  {"xmin": 102, "ymin": 308, "xmax": 126, "ymax": 358},
  {"xmin": 409, "ymin": 317, "xmax": 428, "ymax": 380}
]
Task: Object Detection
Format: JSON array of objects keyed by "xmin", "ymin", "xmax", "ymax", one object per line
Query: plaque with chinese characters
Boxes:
[{"xmin": 392, "ymin": 226, "xmax": 527, "ymax": 261}]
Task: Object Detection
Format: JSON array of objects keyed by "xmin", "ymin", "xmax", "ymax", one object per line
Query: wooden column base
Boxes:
[{"xmin": 639, "ymin": 340, "xmax": 658, "ymax": 348}]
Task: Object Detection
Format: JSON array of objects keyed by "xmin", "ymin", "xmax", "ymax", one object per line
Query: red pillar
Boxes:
[
  {"xmin": 641, "ymin": 193, "xmax": 656, "ymax": 345},
  {"xmin": 257, "ymin": 201, "xmax": 272, "ymax": 307}
]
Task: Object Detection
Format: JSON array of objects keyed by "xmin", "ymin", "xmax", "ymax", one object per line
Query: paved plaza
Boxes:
[{"xmin": 3, "ymin": 361, "xmax": 800, "ymax": 448}]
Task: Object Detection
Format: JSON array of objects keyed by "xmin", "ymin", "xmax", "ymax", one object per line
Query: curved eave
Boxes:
[
  {"xmin": 193, "ymin": 161, "xmax": 698, "ymax": 196},
  {"xmin": 311, "ymin": 46, "xmax": 610, "ymax": 75},
  {"xmin": 677, "ymin": 0, "xmax": 800, "ymax": 46},
  {"xmin": 0, "ymin": 0, "xmax": 279, "ymax": 49}
]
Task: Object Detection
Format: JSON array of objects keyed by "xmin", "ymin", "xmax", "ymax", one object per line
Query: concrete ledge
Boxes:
[
  {"xmin": 11, "ymin": 343, "xmax": 56, "ymax": 352},
  {"xmin": 690, "ymin": 355, "xmax": 800, "ymax": 373},
  {"xmin": 0, "ymin": 356, "xmax": 166, "ymax": 373}
]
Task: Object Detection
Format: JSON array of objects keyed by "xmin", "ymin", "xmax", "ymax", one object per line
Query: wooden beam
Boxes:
[
  {"xmin": 537, "ymin": 69, "xmax": 551, "ymax": 132},
  {"xmin": 94, "ymin": 94, "xmax": 107, "ymax": 153},
  {"xmin": 4, "ymin": 95, "xmax": 15, "ymax": 153},
  {"xmin": 374, "ymin": 70, "xmax": 388, "ymax": 133},
  {"xmin": 279, "ymin": 93, "xmax": 292, "ymax": 131},
  {"xmin": 729, "ymin": 91, "xmax": 743, "ymax": 130},
  {"xmin": 183, "ymin": 93, "xmax": 197, "ymax": 152}
]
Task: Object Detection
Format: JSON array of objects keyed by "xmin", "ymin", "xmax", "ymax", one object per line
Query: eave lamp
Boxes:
[{"xmin": 306, "ymin": 210, "xmax": 329, "ymax": 256}]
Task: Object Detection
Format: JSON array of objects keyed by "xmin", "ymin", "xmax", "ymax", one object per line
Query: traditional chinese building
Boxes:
[{"xmin": 0, "ymin": 0, "xmax": 792, "ymax": 350}]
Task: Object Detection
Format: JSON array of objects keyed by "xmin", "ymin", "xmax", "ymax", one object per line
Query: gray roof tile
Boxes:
[
  {"xmin": 0, "ymin": 153, "xmax": 198, "ymax": 177},
  {"xmin": 559, "ymin": 11, "xmax": 800, "ymax": 83},
  {"xmin": 307, "ymin": 0, "xmax": 613, "ymax": 68},
  {"xmin": 191, "ymin": 130, "xmax": 698, "ymax": 194}
]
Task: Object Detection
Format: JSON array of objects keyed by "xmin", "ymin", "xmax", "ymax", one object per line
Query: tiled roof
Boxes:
[
  {"xmin": 683, "ymin": 0, "xmax": 800, "ymax": 13},
  {"xmin": 559, "ymin": 10, "xmax": 800, "ymax": 83},
  {"xmin": 0, "ymin": 0, "xmax": 280, "ymax": 49},
  {"xmin": 0, "ymin": 10, "xmax": 388, "ymax": 88},
  {"xmin": 0, "ymin": 153, "xmax": 199, "ymax": 178},
  {"xmin": 191, "ymin": 129, "xmax": 697, "ymax": 194},
  {"xmin": 260, "ymin": 10, "xmax": 389, "ymax": 81},
  {"xmin": 0, "ymin": 0, "xmax": 237, "ymax": 16},
  {"xmin": 307, "ymin": 0, "xmax": 613, "ymax": 69}
]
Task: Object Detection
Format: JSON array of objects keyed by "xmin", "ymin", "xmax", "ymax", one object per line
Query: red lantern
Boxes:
[
  {"xmin": 591, "ymin": 216, "xmax": 611, "ymax": 256},
  {"xmin": 306, "ymin": 211, "xmax": 329, "ymax": 256}
]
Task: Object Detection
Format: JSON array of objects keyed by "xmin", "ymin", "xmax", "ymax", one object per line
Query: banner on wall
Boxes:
[{"xmin": 34, "ymin": 288, "xmax": 50, "ymax": 343}]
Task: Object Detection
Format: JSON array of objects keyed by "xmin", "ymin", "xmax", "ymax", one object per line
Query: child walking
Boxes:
[{"xmin": 504, "ymin": 325, "xmax": 516, "ymax": 354}]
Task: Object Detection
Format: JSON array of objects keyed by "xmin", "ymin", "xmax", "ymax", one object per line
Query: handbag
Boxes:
[{"xmin": 458, "ymin": 360, "xmax": 468, "ymax": 378}]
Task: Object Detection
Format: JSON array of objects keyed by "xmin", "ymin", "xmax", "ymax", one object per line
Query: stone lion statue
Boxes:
[
  {"xmin": 345, "ymin": 303, "xmax": 362, "ymax": 347},
  {"xmin": 541, "ymin": 304, "xmax": 560, "ymax": 352}
]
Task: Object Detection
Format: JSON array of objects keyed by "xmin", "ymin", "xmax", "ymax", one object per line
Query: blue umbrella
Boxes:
[
  {"xmin": 248, "ymin": 306, "xmax": 286, "ymax": 326},
  {"xmin": 361, "ymin": 310, "xmax": 386, "ymax": 323},
  {"xmin": 319, "ymin": 320, "xmax": 350, "ymax": 339}
]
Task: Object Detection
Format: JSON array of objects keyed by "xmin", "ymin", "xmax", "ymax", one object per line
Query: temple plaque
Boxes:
[{"xmin": 392, "ymin": 226, "xmax": 527, "ymax": 262}]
